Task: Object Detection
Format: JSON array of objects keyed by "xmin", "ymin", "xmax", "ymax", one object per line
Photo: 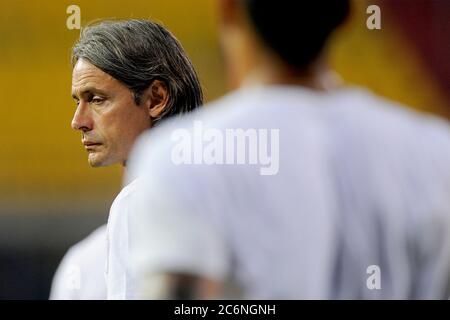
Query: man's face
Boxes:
[{"xmin": 71, "ymin": 59, "xmax": 151, "ymax": 167}]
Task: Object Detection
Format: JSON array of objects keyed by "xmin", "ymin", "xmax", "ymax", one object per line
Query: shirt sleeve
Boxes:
[
  {"xmin": 50, "ymin": 226, "xmax": 107, "ymax": 300},
  {"xmin": 49, "ymin": 247, "xmax": 82, "ymax": 300},
  {"xmin": 129, "ymin": 176, "xmax": 231, "ymax": 285}
]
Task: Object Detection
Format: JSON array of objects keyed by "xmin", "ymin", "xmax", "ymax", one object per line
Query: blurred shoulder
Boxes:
[
  {"xmin": 327, "ymin": 86, "xmax": 450, "ymax": 153},
  {"xmin": 63, "ymin": 224, "xmax": 107, "ymax": 263}
]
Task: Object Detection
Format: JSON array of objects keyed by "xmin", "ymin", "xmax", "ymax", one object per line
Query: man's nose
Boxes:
[{"xmin": 71, "ymin": 103, "xmax": 93, "ymax": 132}]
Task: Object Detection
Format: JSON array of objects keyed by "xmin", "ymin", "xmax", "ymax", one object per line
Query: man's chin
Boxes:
[
  {"xmin": 88, "ymin": 154, "xmax": 108, "ymax": 167},
  {"xmin": 88, "ymin": 153, "xmax": 121, "ymax": 167}
]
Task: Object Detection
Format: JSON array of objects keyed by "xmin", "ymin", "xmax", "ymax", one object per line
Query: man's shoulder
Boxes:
[
  {"xmin": 128, "ymin": 86, "xmax": 319, "ymax": 159},
  {"xmin": 328, "ymin": 87, "xmax": 450, "ymax": 150},
  {"xmin": 50, "ymin": 225, "xmax": 107, "ymax": 300},
  {"xmin": 64, "ymin": 224, "xmax": 107, "ymax": 264},
  {"xmin": 111, "ymin": 179, "xmax": 140, "ymax": 207},
  {"xmin": 129, "ymin": 85, "xmax": 450, "ymax": 182}
]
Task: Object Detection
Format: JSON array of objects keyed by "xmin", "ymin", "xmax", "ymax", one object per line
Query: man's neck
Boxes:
[
  {"xmin": 242, "ymin": 61, "xmax": 339, "ymax": 92},
  {"xmin": 237, "ymin": 49, "xmax": 341, "ymax": 92}
]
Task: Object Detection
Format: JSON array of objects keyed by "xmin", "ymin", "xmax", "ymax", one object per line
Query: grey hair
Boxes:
[{"xmin": 72, "ymin": 19, "xmax": 203, "ymax": 124}]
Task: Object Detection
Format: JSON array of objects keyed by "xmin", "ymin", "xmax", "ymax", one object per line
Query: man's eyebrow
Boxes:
[{"xmin": 71, "ymin": 87, "xmax": 108, "ymax": 100}]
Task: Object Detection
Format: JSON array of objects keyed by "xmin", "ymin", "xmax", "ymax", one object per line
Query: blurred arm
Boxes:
[{"xmin": 139, "ymin": 273, "xmax": 223, "ymax": 299}]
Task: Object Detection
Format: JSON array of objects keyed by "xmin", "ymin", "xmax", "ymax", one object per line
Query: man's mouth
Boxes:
[{"xmin": 83, "ymin": 140, "xmax": 102, "ymax": 151}]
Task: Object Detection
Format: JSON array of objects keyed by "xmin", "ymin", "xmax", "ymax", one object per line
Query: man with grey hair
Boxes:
[{"xmin": 50, "ymin": 19, "xmax": 203, "ymax": 299}]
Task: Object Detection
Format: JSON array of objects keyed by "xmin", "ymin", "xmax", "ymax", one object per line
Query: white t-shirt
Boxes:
[
  {"xmin": 105, "ymin": 179, "xmax": 138, "ymax": 299},
  {"xmin": 127, "ymin": 85, "xmax": 450, "ymax": 299},
  {"xmin": 50, "ymin": 225, "xmax": 107, "ymax": 300}
]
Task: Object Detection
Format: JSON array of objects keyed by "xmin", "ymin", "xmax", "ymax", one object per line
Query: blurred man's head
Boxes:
[
  {"xmin": 71, "ymin": 19, "xmax": 203, "ymax": 167},
  {"xmin": 217, "ymin": 0, "xmax": 350, "ymax": 89}
]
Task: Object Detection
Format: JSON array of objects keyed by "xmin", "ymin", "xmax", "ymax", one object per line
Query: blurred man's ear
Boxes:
[
  {"xmin": 141, "ymin": 80, "xmax": 169, "ymax": 120},
  {"xmin": 217, "ymin": 0, "xmax": 239, "ymax": 27}
]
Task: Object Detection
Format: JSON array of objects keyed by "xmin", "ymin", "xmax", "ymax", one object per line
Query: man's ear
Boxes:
[
  {"xmin": 142, "ymin": 80, "xmax": 169, "ymax": 120},
  {"xmin": 218, "ymin": 0, "xmax": 239, "ymax": 28}
]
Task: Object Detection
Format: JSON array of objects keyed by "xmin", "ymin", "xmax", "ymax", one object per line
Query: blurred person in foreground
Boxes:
[
  {"xmin": 50, "ymin": 19, "xmax": 203, "ymax": 299},
  {"xmin": 127, "ymin": 0, "xmax": 450, "ymax": 299}
]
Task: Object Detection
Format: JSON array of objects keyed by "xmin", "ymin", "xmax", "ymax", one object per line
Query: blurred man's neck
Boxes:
[{"xmin": 241, "ymin": 54, "xmax": 339, "ymax": 92}]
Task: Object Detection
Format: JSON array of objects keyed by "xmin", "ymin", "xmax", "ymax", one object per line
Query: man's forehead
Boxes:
[
  {"xmin": 72, "ymin": 60, "xmax": 110, "ymax": 82},
  {"xmin": 72, "ymin": 59, "xmax": 114, "ymax": 94}
]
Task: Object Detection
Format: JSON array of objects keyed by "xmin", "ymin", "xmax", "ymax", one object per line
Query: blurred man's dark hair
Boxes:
[{"xmin": 241, "ymin": 0, "xmax": 350, "ymax": 70}]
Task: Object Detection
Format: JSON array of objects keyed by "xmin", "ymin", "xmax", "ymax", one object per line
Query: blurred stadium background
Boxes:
[{"xmin": 0, "ymin": 0, "xmax": 448, "ymax": 299}]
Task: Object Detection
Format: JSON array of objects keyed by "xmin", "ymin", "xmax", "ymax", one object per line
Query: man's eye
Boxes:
[{"xmin": 91, "ymin": 97, "xmax": 105, "ymax": 105}]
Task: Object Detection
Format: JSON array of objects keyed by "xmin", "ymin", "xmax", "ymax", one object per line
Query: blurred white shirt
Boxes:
[
  {"xmin": 127, "ymin": 85, "xmax": 450, "ymax": 299},
  {"xmin": 50, "ymin": 225, "xmax": 107, "ymax": 300},
  {"xmin": 105, "ymin": 179, "xmax": 138, "ymax": 299}
]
